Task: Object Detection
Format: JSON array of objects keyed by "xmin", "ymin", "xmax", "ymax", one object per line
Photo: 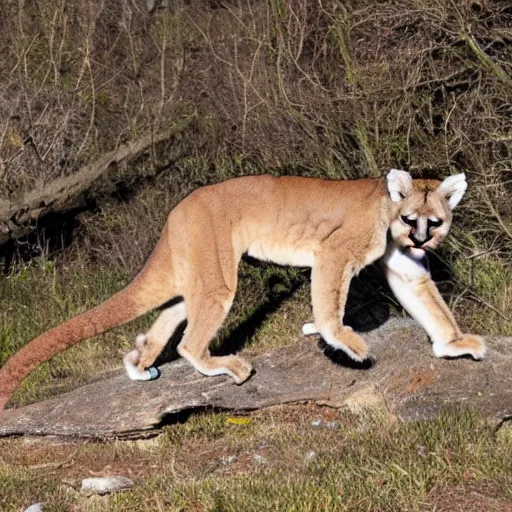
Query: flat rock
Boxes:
[
  {"xmin": 0, "ymin": 318, "xmax": 510, "ymax": 438},
  {"xmin": 23, "ymin": 505, "xmax": 43, "ymax": 512},
  {"xmin": 81, "ymin": 476, "xmax": 134, "ymax": 495}
]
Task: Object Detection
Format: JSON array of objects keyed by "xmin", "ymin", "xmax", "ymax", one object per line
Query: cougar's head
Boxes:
[{"xmin": 386, "ymin": 169, "xmax": 467, "ymax": 260}]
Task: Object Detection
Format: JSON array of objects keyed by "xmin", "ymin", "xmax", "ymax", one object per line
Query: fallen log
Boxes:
[
  {"xmin": 0, "ymin": 318, "xmax": 510, "ymax": 439},
  {"xmin": 0, "ymin": 118, "xmax": 193, "ymax": 246}
]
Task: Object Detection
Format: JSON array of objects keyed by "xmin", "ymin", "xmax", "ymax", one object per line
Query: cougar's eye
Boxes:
[
  {"xmin": 428, "ymin": 218, "xmax": 443, "ymax": 228},
  {"xmin": 401, "ymin": 215, "xmax": 417, "ymax": 228}
]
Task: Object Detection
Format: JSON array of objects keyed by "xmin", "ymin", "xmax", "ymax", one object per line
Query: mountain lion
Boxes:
[{"xmin": 0, "ymin": 170, "xmax": 486, "ymax": 410}]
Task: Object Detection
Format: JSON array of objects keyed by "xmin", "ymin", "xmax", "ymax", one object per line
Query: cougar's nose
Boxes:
[
  {"xmin": 410, "ymin": 233, "xmax": 428, "ymax": 247},
  {"xmin": 410, "ymin": 218, "xmax": 429, "ymax": 246}
]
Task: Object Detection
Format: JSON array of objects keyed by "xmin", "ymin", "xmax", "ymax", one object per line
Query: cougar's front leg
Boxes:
[
  {"xmin": 383, "ymin": 256, "xmax": 486, "ymax": 360},
  {"xmin": 311, "ymin": 254, "xmax": 369, "ymax": 362}
]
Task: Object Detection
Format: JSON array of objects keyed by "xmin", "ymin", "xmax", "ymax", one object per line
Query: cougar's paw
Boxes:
[
  {"xmin": 227, "ymin": 356, "xmax": 254, "ymax": 385},
  {"xmin": 342, "ymin": 329, "xmax": 369, "ymax": 361},
  {"xmin": 433, "ymin": 334, "xmax": 486, "ymax": 361},
  {"xmin": 124, "ymin": 348, "xmax": 140, "ymax": 366},
  {"xmin": 123, "ymin": 349, "xmax": 160, "ymax": 381},
  {"xmin": 323, "ymin": 327, "xmax": 369, "ymax": 362},
  {"xmin": 302, "ymin": 322, "xmax": 319, "ymax": 336}
]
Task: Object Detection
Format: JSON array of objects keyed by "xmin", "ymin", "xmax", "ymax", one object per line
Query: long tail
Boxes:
[{"xmin": 0, "ymin": 225, "xmax": 175, "ymax": 410}]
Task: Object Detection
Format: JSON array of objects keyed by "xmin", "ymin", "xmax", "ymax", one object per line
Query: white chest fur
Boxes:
[{"xmin": 381, "ymin": 245, "xmax": 429, "ymax": 281}]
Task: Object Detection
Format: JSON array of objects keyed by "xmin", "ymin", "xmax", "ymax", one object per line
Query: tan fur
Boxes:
[{"xmin": 0, "ymin": 172, "xmax": 486, "ymax": 410}]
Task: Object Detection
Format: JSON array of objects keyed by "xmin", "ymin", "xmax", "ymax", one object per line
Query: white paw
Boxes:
[
  {"xmin": 123, "ymin": 350, "xmax": 160, "ymax": 381},
  {"xmin": 433, "ymin": 335, "xmax": 487, "ymax": 360},
  {"xmin": 302, "ymin": 322, "xmax": 319, "ymax": 336}
]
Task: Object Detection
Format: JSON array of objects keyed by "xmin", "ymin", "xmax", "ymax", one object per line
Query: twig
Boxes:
[
  {"xmin": 464, "ymin": 33, "xmax": 512, "ymax": 87},
  {"xmin": 464, "ymin": 289, "xmax": 510, "ymax": 321},
  {"xmin": 483, "ymin": 192, "xmax": 512, "ymax": 242}
]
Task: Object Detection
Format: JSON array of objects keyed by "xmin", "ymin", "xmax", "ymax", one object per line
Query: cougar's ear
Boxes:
[
  {"xmin": 386, "ymin": 169, "xmax": 412, "ymax": 202},
  {"xmin": 438, "ymin": 173, "xmax": 467, "ymax": 209}
]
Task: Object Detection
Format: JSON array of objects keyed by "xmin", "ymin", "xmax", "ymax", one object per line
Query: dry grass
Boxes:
[{"xmin": 0, "ymin": 406, "xmax": 511, "ymax": 511}]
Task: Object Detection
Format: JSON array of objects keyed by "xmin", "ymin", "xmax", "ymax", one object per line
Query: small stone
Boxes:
[
  {"xmin": 304, "ymin": 450, "xmax": 317, "ymax": 462},
  {"xmin": 253, "ymin": 454, "xmax": 269, "ymax": 464},
  {"xmin": 24, "ymin": 504, "xmax": 43, "ymax": 512},
  {"xmin": 311, "ymin": 418, "xmax": 323, "ymax": 428},
  {"xmin": 221, "ymin": 455, "xmax": 237, "ymax": 464},
  {"xmin": 325, "ymin": 421, "xmax": 339, "ymax": 430},
  {"xmin": 80, "ymin": 476, "xmax": 134, "ymax": 495}
]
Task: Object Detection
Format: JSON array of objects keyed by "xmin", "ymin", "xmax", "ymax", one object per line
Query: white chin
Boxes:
[{"xmin": 409, "ymin": 247, "xmax": 426, "ymax": 260}]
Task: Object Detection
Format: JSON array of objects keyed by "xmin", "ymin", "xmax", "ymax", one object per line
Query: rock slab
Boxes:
[{"xmin": 0, "ymin": 318, "xmax": 510, "ymax": 438}]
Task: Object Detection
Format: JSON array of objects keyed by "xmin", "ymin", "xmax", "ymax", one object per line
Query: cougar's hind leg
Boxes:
[
  {"xmin": 177, "ymin": 291, "xmax": 253, "ymax": 385},
  {"xmin": 137, "ymin": 301, "xmax": 187, "ymax": 369},
  {"xmin": 124, "ymin": 301, "xmax": 187, "ymax": 381},
  {"xmin": 170, "ymin": 202, "xmax": 252, "ymax": 384}
]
